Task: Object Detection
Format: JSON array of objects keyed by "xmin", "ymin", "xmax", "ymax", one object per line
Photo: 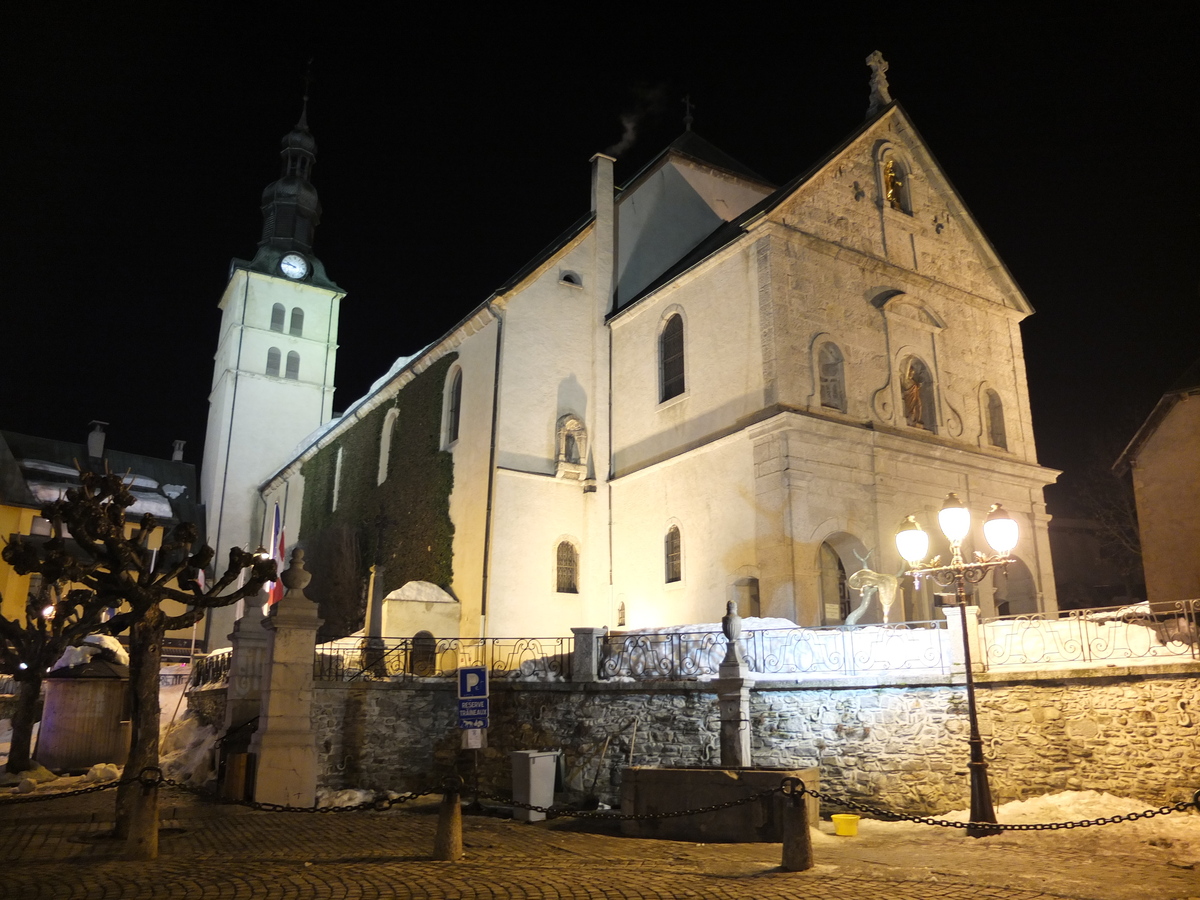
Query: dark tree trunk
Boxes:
[
  {"xmin": 115, "ymin": 606, "xmax": 164, "ymax": 859},
  {"xmin": 6, "ymin": 678, "xmax": 41, "ymax": 774}
]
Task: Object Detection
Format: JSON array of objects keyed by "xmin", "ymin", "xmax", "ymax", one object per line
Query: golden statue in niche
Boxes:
[
  {"xmin": 901, "ymin": 360, "xmax": 925, "ymax": 429},
  {"xmin": 883, "ymin": 158, "xmax": 906, "ymax": 211}
]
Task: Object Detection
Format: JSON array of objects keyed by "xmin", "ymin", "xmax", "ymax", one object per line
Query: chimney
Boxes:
[
  {"xmin": 87, "ymin": 421, "xmax": 108, "ymax": 458},
  {"xmin": 172, "ymin": 440, "xmax": 185, "ymax": 462}
]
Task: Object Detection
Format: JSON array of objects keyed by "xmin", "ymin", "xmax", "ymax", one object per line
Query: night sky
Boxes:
[{"xmin": 4, "ymin": 6, "xmax": 1197, "ymax": 514}]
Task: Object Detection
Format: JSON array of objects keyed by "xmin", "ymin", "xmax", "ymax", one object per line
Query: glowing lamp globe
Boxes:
[
  {"xmin": 984, "ymin": 504, "xmax": 1019, "ymax": 555},
  {"xmin": 938, "ymin": 493, "xmax": 971, "ymax": 544},
  {"xmin": 895, "ymin": 516, "xmax": 929, "ymax": 565}
]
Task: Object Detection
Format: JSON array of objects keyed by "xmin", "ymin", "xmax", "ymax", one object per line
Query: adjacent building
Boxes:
[{"xmin": 1114, "ymin": 358, "xmax": 1200, "ymax": 609}]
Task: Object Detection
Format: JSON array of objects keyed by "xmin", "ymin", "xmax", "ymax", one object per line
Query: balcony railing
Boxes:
[
  {"xmin": 982, "ymin": 600, "xmax": 1200, "ymax": 667},
  {"xmin": 188, "ymin": 648, "xmax": 231, "ymax": 688},
  {"xmin": 599, "ymin": 621, "xmax": 950, "ymax": 681},
  {"xmin": 313, "ymin": 636, "xmax": 573, "ymax": 682}
]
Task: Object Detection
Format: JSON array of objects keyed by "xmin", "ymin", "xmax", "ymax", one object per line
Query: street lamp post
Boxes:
[{"xmin": 895, "ymin": 493, "xmax": 1018, "ymax": 838}]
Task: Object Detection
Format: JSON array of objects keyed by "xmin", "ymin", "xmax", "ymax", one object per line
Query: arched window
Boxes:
[
  {"xmin": 289, "ymin": 307, "xmax": 304, "ymax": 337},
  {"xmin": 664, "ymin": 525, "xmax": 682, "ymax": 583},
  {"xmin": 556, "ymin": 541, "xmax": 578, "ymax": 593},
  {"xmin": 986, "ymin": 390, "xmax": 1007, "ymax": 450},
  {"xmin": 266, "ymin": 347, "xmax": 281, "ymax": 377},
  {"xmin": 899, "ymin": 357, "xmax": 936, "ymax": 432},
  {"xmin": 445, "ymin": 369, "xmax": 463, "ymax": 445},
  {"xmin": 270, "ymin": 303, "xmax": 285, "ymax": 332},
  {"xmin": 660, "ymin": 314, "xmax": 685, "ymax": 402},
  {"xmin": 818, "ymin": 342, "xmax": 846, "ymax": 411},
  {"xmin": 285, "ymin": 351, "xmax": 300, "ymax": 380},
  {"xmin": 410, "ymin": 630, "xmax": 437, "ymax": 676},
  {"xmin": 378, "ymin": 408, "xmax": 399, "ymax": 485}
]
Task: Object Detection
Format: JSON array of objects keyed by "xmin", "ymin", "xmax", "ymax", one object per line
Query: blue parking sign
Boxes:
[
  {"xmin": 458, "ymin": 666, "xmax": 489, "ymax": 729},
  {"xmin": 458, "ymin": 666, "xmax": 488, "ymax": 699}
]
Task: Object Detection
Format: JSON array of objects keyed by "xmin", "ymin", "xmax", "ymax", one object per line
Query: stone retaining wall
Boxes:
[
  {"xmin": 186, "ymin": 687, "xmax": 226, "ymax": 729},
  {"xmin": 194, "ymin": 663, "xmax": 1200, "ymax": 814}
]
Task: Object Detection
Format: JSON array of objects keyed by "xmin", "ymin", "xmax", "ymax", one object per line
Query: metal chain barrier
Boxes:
[
  {"xmin": 790, "ymin": 780, "xmax": 1200, "ymax": 833},
  {"xmin": 476, "ymin": 786, "xmax": 780, "ymax": 821},
  {"xmin": 0, "ymin": 766, "xmax": 440, "ymax": 813},
  {"xmin": 4, "ymin": 767, "xmax": 1198, "ymax": 831}
]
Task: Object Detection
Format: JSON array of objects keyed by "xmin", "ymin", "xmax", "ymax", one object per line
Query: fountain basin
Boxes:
[{"xmin": 619, "ymin": 766, "xmax": 818, "ymax": 842}]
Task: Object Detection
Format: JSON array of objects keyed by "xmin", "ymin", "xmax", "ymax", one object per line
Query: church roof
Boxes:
[
  {"xmin": 618, "ymin": 130, "xmax": 775, "ymax": 194},
  {"xmin": 1114, "ymin": 356, "xmax": 1200, "ymax": 474},
  {"xmin": 615, "ymin": 101, "xmax": 1033, "ymax": 316}
]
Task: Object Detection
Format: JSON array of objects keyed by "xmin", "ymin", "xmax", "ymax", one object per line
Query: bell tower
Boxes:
[{"xmin": 201, "ymin": 97, "xmax": 344, "ymax": 649}]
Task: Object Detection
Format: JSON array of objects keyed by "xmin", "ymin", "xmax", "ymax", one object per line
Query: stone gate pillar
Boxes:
[
  {"xmin": 250, "ymin": 549, "xmax": 324, "ymax": 807},
  {"xmin": 223, "ymin": 610, "xmax": 269, "ymax": 733}
]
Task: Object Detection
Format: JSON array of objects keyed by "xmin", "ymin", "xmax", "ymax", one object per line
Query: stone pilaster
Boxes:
[
  {"xmin": 941, "ymin": 604, "xmax": 985, "ymax": 673},
  {"xmin": 570, "ymin": 627, "xmax": 607, "ymax": 682}
]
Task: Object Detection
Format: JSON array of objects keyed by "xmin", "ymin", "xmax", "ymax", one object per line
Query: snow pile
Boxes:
[
  {"xmin": 317, "ymin": 787, "xmax": 375, "ymax": 808},
  {"xmin": 49, "ymin": 634, "xmax": 130, "ymax": 672},
  {"xmin": 83, "ymin": 763, "xmax": 121, "ymax": 783},
  {"xmin": 160, "ymin": 713, "xmax": 218, "ymax": 788},
  {"xmin": 845, "ymin": 790, "xmax": 1200, "ymax": 860}
]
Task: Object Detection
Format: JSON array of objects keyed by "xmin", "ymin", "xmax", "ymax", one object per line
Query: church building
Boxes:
[{"xmin": 203, "ymin": 57, "xmax": 1059, "ymax": 648}]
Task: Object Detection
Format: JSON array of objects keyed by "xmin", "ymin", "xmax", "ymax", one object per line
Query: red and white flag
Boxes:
[{"xmin": 269, "ymin": 503, "xmax": 286, "ymax": 606}]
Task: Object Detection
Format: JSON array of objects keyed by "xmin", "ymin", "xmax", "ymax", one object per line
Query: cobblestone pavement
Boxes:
[{"xmin": 2, "ymin": 787, "xmax": 1197, "ymax": 900}]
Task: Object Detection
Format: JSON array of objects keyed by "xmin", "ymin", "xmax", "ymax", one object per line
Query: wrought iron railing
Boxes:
[
  {"xmin": 188, "ymin": 649, "xmax": 232, "ymax": 688},
  {"xmin": 983, "ymin": 600, "xmax": 1200, "ymax": 667},
  {"xmin": 599, "ymin": 621, "xmax": 950, "ymax": 681},
  {"xmin": 313, "ymin": 636, "xmax": 573, "ymax": 682}
]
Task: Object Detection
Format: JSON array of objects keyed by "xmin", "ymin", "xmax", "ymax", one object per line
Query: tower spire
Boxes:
[{"xmin": 243, "ymin": 62, "xmax": 337, "ymax": 287}]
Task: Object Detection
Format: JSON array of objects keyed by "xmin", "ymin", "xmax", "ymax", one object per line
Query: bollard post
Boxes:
[
  {"xmin": 434, "ymin": 776, "xmax": 463, "ymax": 862},
  {"xmin": 780, "ymin": 778, "xmax": 814, "ymax": 872}
]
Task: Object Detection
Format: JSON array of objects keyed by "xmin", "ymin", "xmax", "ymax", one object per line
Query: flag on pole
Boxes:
[{"xmin": 269, "ymin": 503, "xmax": 285, "ymax": 605}]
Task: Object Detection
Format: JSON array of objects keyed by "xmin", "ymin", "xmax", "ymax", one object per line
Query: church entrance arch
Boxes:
[
  {"xmin": 816, "ymin": 532, "xmax": 869, "ymax": 625},
  {"xmin": 992, "ymin": 557, "xmax": 1038, "ymax": 617}
]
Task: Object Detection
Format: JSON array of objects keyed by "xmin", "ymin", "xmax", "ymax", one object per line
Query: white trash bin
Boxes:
[{"xmin": 511, "ymin": 750, "xmax": 560, "ymax": 822}]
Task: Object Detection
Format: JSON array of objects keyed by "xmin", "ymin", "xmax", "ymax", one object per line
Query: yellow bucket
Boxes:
[{"xmin": 831, "ymin": 814, "xmax": 860, "ymax": 836}]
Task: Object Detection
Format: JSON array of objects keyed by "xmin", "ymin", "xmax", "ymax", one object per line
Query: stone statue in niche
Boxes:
[{"xmin": 901, "ymin": 361, "xmax": 925, "ymax": 428}]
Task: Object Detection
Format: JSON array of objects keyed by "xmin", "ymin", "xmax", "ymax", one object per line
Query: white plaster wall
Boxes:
[
  {"xmin": 485, "ymin": 470, "xmax": 600, "ymax": 636},
  {"xmin": 494, "ymin": 237, "xmax": 600, "ymax": 477},
  {"xmin": 610, "ymin": 247, "xmax": 765, "ymax": 477},
  {"xmin": 610, "ymin": 435, "xmax": 757, "ymax": 629},
  {"xmin": 443, "ymin": 317, "xmax": 501, "ymax": 639}
]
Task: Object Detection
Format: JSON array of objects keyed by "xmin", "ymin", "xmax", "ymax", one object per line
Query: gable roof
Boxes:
[
  {"xmin": 618, "ymin": 130, "xmax": 776, "ymax": 196},
  {"xmin": 1114, "ymin": 356, "xmax": 1200, "ymax": 474},
  {"xmin": 612, "ymin": 103, "xmax": 1035, "ymax": 316}
]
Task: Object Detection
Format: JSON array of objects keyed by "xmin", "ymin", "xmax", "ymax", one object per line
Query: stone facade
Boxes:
[{"xmin": 184, "ymin": 662, "xmax": 1200, "ymax": 814}]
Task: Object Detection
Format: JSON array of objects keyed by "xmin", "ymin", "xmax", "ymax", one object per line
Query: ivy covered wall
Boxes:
[{"xmin": 299, "ymin": 354, "xmax": 457, "ymax": 627}]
